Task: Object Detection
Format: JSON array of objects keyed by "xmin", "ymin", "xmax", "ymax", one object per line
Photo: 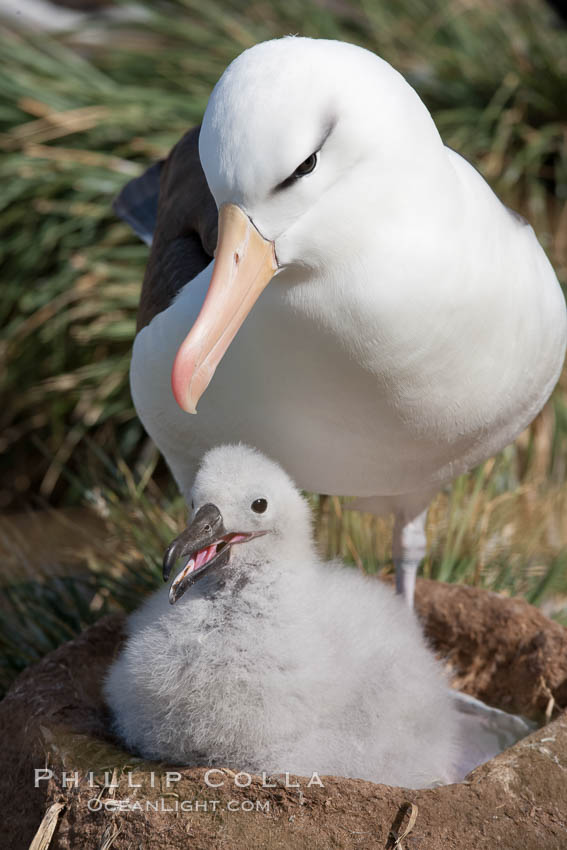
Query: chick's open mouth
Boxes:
[
  {"xmin": 171, "ymin": 532, "xmax": 248, "ymax": 592},
  {"xmin": 164, "ymin": 525, "xmax": 268, "ymax": 605}
]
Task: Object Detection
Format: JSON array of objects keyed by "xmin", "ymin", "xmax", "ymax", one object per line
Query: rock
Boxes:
[{"xmin": 1, "ymin": 579, "xmax": 566, "ymax": 850}]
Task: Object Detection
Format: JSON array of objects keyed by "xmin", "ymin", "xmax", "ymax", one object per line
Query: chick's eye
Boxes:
[
  {"xmin": 294, "ymin": 152, "xmax": 317, "ymax": 178},
  {"xmin": 251, "ymin": 498, "xmax": 268, "ymax": 514}
]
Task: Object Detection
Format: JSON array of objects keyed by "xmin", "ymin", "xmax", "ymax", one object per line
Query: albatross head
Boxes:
[
  {"xmin": 162, "ymin": 444, "xmax": 313, "ymax": 603},
  {"xmin": 172, "ymin": 36, "xmax": 445, "ymax": 412}
]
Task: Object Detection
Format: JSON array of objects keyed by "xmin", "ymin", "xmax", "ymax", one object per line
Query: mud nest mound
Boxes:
[{"xmin": 1, "ymin": 579, "xmax": 566, "ymax": 850}]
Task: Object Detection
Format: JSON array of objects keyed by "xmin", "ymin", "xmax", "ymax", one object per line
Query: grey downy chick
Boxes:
[{"xmin": 104, "ymin": 444, "xmax": 460, "ymax": 787}]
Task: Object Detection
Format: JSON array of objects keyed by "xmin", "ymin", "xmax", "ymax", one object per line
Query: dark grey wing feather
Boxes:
[{"xmin": 113, "ymin": 160, "xmax": 163, "ymax": 246}]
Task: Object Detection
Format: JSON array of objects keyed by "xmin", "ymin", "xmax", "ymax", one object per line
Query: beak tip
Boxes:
[
  {"xmin": 171, "ymin": 371, "xmax": 199, "ymax": 414},
  {"xmin": 172, "ymin": 388, "xmax": 197, "ymax": 414},
  {"xmin": 180, "ymin": 399, "xmax": 198, "ymax": 415}
]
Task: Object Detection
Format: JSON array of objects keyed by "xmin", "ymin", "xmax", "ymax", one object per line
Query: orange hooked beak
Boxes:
[{"xmin": 171, "ymin": 203, "xmax": 278, "ymax": 413}]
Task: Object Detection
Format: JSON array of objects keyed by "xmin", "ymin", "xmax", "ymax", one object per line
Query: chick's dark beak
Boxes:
[
  {"xmin": 163, "ymin": 503, "xmax": 223, "ymax": 580},
  {"xmin": 163, "ymin": 503, "xmax": 230, "ymax": 604}
]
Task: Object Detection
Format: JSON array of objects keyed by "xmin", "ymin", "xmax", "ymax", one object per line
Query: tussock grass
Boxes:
[{"xmin": 1, "ymin": 0, "xmax": 566, "ymax": 692}]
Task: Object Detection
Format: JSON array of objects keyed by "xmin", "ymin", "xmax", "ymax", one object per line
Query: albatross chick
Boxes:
[{"xmin": 105, "ymin": 445, "xmax": 459, "ymax": 788}]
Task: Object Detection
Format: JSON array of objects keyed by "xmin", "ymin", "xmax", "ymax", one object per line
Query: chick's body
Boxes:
[{"xmin": 105, "ymin": 446, "xmax": 458, "ymax": 788}]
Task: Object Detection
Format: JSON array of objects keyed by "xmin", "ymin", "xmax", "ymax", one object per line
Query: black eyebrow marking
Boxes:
[
  {"xmin": 318, "ymin": 116, "xmax": 337, "ymax": 150},
  {"xmin": 273, "ymin": 116, "xmax": 337, "ymax": 193}
]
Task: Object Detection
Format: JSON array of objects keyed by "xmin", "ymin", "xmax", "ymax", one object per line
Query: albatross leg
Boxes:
[{"xmin": 393, "ymin": 509, "xmax": 428, "ymax": 608}]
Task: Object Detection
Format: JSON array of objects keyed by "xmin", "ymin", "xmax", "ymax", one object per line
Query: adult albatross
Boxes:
[{"xmin": 119, "ymin": 37, "xmax": 566, "ymax": 606}]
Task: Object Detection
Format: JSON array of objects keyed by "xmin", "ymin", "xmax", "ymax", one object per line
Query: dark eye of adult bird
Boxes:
[
  {"xmin": 251, "ymin": 498, "xmax": 268, "ymax": 513},
  {"xmin": 294, "ymin": 152, "xmax": 317, "ymax": 177}
]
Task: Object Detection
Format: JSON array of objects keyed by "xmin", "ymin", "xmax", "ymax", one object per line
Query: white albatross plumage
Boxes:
[
  {"xmin": 104, "ymin": 444, "xmax": 461, "ymax": 787},
  {"xmin": 130, "ymin": 37, "xmax": 566, "ymax": 605}
]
